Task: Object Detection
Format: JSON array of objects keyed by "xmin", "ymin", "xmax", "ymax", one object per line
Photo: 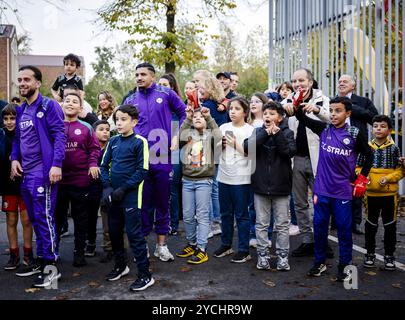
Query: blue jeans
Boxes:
[
  {"xmin": 249, "ymin": 189, "xmax": 273, "ymax": 240},
  {"xmin": 210, "ymin": 165, "xmax": 221, "ymax": 223},
  {"xmin": 169, "ymin": 161, "xmax": 182, "ymax": 231},
  {"xmin": 219, "ymin": 183, "xmax": 250, "ymax": 253},
  {"xmin": 182, "ymin": 178, "xmax": 212, "ymax": 250},
  {"xmin": 314, "ymin": 195, "xmax": 352, "ymax": 265}
]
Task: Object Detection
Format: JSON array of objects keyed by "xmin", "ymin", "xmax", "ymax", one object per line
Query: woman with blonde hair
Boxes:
[
  {"xmin": 97, "ymin": 90, "xmax": 117, "ymax": 133},
  {"xmin": 198, "ymin": 76, "xmax": 227, "ymax": 127}
]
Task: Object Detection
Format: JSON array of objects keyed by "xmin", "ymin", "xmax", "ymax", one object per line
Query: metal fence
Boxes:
[{"xmin": 268, "ymin": 0, "xmax": 404, "ymax": 146}]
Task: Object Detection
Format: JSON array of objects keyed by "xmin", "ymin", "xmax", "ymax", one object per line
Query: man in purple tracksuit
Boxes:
[
  {"xmin": 11, "ymin": 66, "xmax": 66, "ymax": 288},
  {"xmin": 124, "ymin": 63, "xmax": 186, "ymax": 261}
]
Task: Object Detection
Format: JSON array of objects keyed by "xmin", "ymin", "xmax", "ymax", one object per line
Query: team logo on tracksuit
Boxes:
[
  {"xmin": 37, "ymin": 112, "xmax": 44, "ymax": 118},
  {"xmin": 156, "ymin": 98, "xmax": 163, "ymax": 104},
  {"xmin": 74, "ymin": 129, "xmax": 82, "ymax": 135}
]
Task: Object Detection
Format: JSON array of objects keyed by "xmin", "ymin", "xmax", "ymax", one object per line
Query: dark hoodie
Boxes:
[{"xmin": 243, "ymin": 118, "xmax": 296, "ymax": 196}]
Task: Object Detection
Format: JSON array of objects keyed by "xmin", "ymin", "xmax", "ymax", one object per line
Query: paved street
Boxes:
[{"xmin": 0, "ymin": 213, "xmax": 404, "ymax": 300}]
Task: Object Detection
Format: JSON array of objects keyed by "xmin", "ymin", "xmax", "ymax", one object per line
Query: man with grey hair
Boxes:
[
  {"xmin": 337, "ymin": 74, "xmax": 378, "ymax": 234},
  {"xmin": 282, "ymin": 68, "xmax": 332, "ymax": 258}
]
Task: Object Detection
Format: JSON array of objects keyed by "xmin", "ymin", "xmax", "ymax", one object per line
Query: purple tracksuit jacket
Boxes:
[
  {"xmin": 61, "ymin": 120, "xmax": 100, "ymax": 187},
  {"xmin": 11, "ymin": 93, "xmax": 66, "ymax": 182},
  {"xmin": 124, "ymin": 83, "xmax": 186, "ymax": 236},
  {"xmin": 123, "ymin": 83, "xmax": 186, "ymax": 165},
  {"xmin": 11, "ymin": 93, "xmax": 65, "ymax": 262}
]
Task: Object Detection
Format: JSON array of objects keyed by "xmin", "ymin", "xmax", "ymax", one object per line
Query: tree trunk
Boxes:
[{"xmin": 165, "ymin": 1, "xmax": 176, "ymax": 73}]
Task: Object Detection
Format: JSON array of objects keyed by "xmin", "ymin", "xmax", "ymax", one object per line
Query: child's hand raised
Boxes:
[
  {"xmin": 185, "ymin": 105, "xmax": 194, "ymax": 120},
  {"xmin": 201, "ymin": 107, "xmax": 211, "ymax": 118},
  {"xmin": 264, "ymin": 120, "xmax": 280, "ymax": 135},
  {"xmin": 217, "ymin": 104, "xmax": 225, "ymax": 112}
]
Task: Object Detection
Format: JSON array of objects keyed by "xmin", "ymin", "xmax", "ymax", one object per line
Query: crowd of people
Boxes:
[{"xmin": 0, "ymin": 53, "xmax": 403, "ymax": 292}]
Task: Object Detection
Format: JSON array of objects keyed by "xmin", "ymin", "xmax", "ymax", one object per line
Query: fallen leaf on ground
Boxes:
[
  {"xmin": 392, "ymin": 283, "xmax": 401, "ymax": 289},
  {"xmin": 72, "ymin": 272, "xmax": 81, "ymax": 277},
  {"xmin": 25, "ymin": 288, "xmax": 40, "ymax": 293},
  {"xmin": 55, "ymin": 295, "xmax": 69, "ymax": 300},
  {"xmin": 70, "ymin": 288, "xmax": 81, "ymax": 294},
  {"xmin": 180, "ymin": 266, "xmax": 192, "ymax": 272},
  {"xmin": 365, "ymin": 271, "xmax": 377, "ymax": 276},
  {"xmin": 88, "ymin": 281, "xmax": 100, "ymax": 288},
  {"xmin": 263, "ymin": 279, "xmax": 276, "ymax": 287}
]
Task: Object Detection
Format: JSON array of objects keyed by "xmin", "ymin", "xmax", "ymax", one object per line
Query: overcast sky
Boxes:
[{"xmin": 1, "ymin": 0, "xmax": 269, "ymax": 81}]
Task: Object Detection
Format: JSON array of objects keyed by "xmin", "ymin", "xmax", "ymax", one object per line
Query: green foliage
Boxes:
[
  {"xmin": 210, "ymin": 22, "xmax": 269, "ymax": 98},
  {"xmin": 85, "ymin": 46, "xmax": 134, "ymax": 109},
  {"xmin": 97, "ymin": 0, "xmax": 236, "ymax": 72}
]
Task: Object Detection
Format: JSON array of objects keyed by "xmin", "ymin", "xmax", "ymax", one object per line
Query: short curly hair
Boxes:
[{"xmin": 63, "ymin": 53, "xmax": 81, "ymax": 68}]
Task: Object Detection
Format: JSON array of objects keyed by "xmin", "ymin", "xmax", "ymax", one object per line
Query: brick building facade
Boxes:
[
  {"xmin": 0, "ymin": 25, "xmax": 18, "ymax": 101},
  {"xmin": 0, "ymin": 24, "xmax": 85, "ymax": 101}
]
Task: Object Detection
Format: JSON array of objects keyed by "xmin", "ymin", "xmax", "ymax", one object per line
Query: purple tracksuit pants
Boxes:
[
  {"xmin": 141, "ymin": 164, "xmax": 171, "ymax": 237},
  {"xmin": 20, "ymin": 173, "xmax": 59, "ymax": 262}
]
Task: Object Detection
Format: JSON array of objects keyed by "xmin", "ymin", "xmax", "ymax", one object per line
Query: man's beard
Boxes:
[{"xmin": 19, "ymin": 87, "xmax": 37, "ymax": 99}]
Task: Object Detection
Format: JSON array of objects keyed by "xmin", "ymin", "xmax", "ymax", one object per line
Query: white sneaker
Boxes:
[
  {"xmin": 289, "ymin": 224, "xmax": 300, "ymax": 236},
  {"xmin": 256, "ymin": 251, "xmax": 270, "ymax": 270},
  {"xmin": 268, "ymin": 240, "xmax": 272, "ymax": 248},
  {"xmin": 155, "ymin": 244, "xmax": 174, "ymax": 262},
  {"xmin": 207, "ymin": 231, "xmax": 214, "ymax": 239},
  {"xmin": 249, "ymin": 238, "xmax": 257, "ymax": 248},
  {"xmin": 211, "ymin": 223, "xmax": 222, "ymax": 236},
  {"xmin": 276, "ymin": 253, "xmax": 290, "ymax": 271}
]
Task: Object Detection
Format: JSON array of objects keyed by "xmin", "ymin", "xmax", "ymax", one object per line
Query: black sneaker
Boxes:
[
  {"xmin": 307, "ymin": 263, "xmax": 327, "ymax": 277},
  {"xmin": 213, "ymin": 245, "xmax": 234, "ymax": 258},
  {"xmin": 363, "ymin": 253, "xmax": 376, "ymax": 268},
  {"xmin": 85, "ymin": 244, "xmax": 96, "ymax": 257},
  {"xmin": 4, "ymin": 253, "xmax": 20, "ymax": 271},
  {"xmin": 384, "ymin": 255, "xmax": 396, "ymax": 271},
  {"xmin": 16, "ymin": 258, "xmax": 42, "ymax": 277},
  {"xmin": 129, "ymin": 275, "xmax": 155, "ymax": 291},
  {"xmin": 230, "ymin": 251, "xmax": 251, "ymax": 263},
  {"xmin": 99, "ymin": 251, "xmax": 114, "ymax": 263},
  {"xmin": 73, "ymin": 252, "xmax": 87, "ymax": 267},
  {"xmin": 336, "ymin": 264, "xmax": 351, "ymax": 282},
  {"xmin": 326, "ymin": 244, "xmax": 335, "ymax": 259},
  {"xmin": 105, "ymin": 265, "xmax": 130, "ymax": 281},
  {"xmin": 292, "ymin": 243, "xmax": 314, "ymax": 257},
  {"xmin": 32, "ymin": 263, "xmax": 61, "ymax": 288}
]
